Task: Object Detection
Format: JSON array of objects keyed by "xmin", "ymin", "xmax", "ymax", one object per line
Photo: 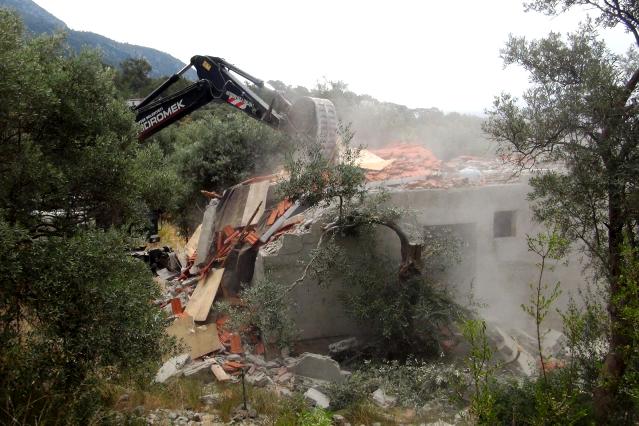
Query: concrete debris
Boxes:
[
  {"xmin": 245, "ymin": 371, "xmax": 270, "ymax": 387},
  {"xmin": 372, "ymin": 388, "xmax": 397, "ymax": 408},
  {"xmin": 492, "ymin": 326, "xmax": 537, "ymax": 376},
  {"xmin": 329, "ymin": 337, "xmax": 360, "ymax": 355},
  {"xmin": 304, "ymin": 387, "xmax": 330, "ymax": 409},
  {"xmin": 195, "ymin": 199, "xmax": 219, "ymax": 266},
  {"xmin": 156, "ymin": 267, "xmax": 178, "ymax": 281},
  {"xmin": 364, "ymin": 142, "xmax": 526, "ymax": 189},
  {"xmin": 182, "ymin": 358, "xmax": 216, "ymax": 380},
  {"xmin": 290, "ymin": 352, "xmax": 346, "ymax": 383},
  {"xmin": 165, "ymin": 315, "xmax": 223, "ymax": 359},
  {"xmin": 245, "ymin": 353, "xmax": 266, "ymax": 366},
  {"xmin": 332, "ymin": 414, "xmax": 347, "ymax": 425},
  {"xmin": 231, "ymin": 404, "xmax": 258, "ymax": 421},
  {"xmin": 542, "ymin": 329, "xmax": 567, "ymax": 357},
  {"xmin": 154, "ymin": 353, "xmax": 190, "ymax": 383},
  {"xmin": 199, "ymin": 393, "xmax": 220, "ymax": 405}
]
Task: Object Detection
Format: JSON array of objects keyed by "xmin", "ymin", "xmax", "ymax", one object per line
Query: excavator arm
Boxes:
[{"xmin": 133, "ymin": 55, "xmax": 337, "ymax": 155}]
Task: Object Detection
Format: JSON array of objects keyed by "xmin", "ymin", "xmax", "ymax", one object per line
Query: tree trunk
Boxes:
[
  {"xmin": 594, "ymin": 179, "xmax": 628, "ymax": 422},
  {"xmin": 377, "ymin": 220, "xmax": 423, "ymax": 281}
]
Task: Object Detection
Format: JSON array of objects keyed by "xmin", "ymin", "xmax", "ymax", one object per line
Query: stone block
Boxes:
[
  {"xmin": 304, "ymin": 388, "xmax": 330, "ymax": 409},
  {"xmin": 290, "ymin": 352, "xmax": 345, "ymax": 383}
]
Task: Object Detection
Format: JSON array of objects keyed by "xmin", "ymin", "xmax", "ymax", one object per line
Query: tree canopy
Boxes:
[{"xmin": 485, "ymin": 1, "xmax": 639, "ymax": 420}]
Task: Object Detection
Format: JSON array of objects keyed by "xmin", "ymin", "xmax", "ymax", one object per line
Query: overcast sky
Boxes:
[{"xmin": 34, "ymin": 0, "xmax": 633, "ymax": 114}]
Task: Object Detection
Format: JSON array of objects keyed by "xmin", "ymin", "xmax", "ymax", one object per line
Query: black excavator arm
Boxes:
[{"xmin": 133, "ymin": 55, "xmax": 336, "ymax": 150}]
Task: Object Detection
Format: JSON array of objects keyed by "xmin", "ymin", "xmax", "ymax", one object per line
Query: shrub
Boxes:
[{"xmin": 0, "ymin": 223, "xmax": 173, "ymax": 424}]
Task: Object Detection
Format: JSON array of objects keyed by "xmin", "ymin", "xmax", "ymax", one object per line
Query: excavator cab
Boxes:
[{"xmin": 133, "ymin": 55, "xmax": 338, "ymax": 157}]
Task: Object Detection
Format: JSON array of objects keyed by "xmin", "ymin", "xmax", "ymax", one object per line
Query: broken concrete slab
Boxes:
[
  {"xmin": 156, "ymin": 268, "xmax": 178, "ymax": 281},
  {"xmin": 196, "ymin": 199, "xmax": 219, "ymax": 266},
  {"xmin": 155, "ymin": 354, "xmax": 190, "ymax": 383},
  {"xmin": 182, "ymin": 358, "xmax": 216, "ymax": 381},
  {"xmin": 304, "ymin": 388, "xmax": 330, "ymax": 409},
  {"xmin": 290, "ymin": 352, "xmax": 345, "ymax": 383},
  {"xmin": 372, "ymin": 388, "xmax": 397, "ymax": 408},
  {"xmin": 492, "ymin": 326, "xmax": 536, "ymax": 376},
  {"xmin": 166, "ymin": 315, "xmax": 223, "ymax": 359}
]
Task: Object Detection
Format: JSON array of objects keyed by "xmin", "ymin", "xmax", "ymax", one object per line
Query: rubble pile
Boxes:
[
  {"xmin": 360, "ymin": 142, "xmax": 522, "ymax": 189},
  {"xmin": 142, "ymin": 140, "xmax": 570, "ymax": 424}
]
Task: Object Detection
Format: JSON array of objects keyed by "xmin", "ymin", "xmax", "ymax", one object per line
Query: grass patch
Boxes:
[{"xmin": 101, "ymin": 377, "xmax": 206, "ymax": 414}]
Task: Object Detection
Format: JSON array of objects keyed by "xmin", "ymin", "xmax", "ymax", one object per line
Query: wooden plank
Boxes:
[
  {"xmin": 184, "ymin": 268, "xmax": 225, "ymax": 321},
  {"xmin": 166, "ymin": 315, "xmax": 223, "ymax": 359},
  {"xmin": 185, "ymin": 224, "xmax": 202, "ymax": 258},
  {"xmin": 241, "ymin": 181, "xmax": 269, "ymax": 226},
  {"xmin": 211, "ymin": 363, "xmax": 231, "ymax": 381}
]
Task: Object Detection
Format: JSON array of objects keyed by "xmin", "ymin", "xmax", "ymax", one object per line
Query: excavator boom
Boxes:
[{"xmin": 133, "ymin": 55, "xmax": 337, "ymax": 156}]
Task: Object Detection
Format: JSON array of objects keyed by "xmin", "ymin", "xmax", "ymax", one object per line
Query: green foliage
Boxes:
[
  {"xmin": 168, "ymin": 107, "xmax": 291, "ymax": 227},
  {"xmin": 279, "ymin": 122, "xmax": 366, "ymax": 220},
  {"xmin": 337, "ymin": 243, "xmax": 465, "ymax": 357},
  {"xmin": 217, "ymin": 278, "xmax": 297, "ymax": 349},
  {"xmin": 0, "ymin": 222, "xmax": 172, "ymax": 424},
  {"xmin": 613, "ymin": 242, "xmax": 639, "ymax": 415},
  {"xmin": 297, "ymin": 407, "xmax": 333, "ymax": 426},
  {"xmin": 462, "ymin": 319, "xmax": 497, "ymax": 424},
  {"xmin": 0, "ymin": 12, "xmax": 174, "ymax": 423},
  {"xmin": 522, "ymin": 231, "xmax": 568, "ymax": 383},
  {"xmin": 328, "ymin": 358, "xmax": 464, "ymax": 411},
  {"xmin": 130, "ymin": 143, "xmax": 185, "ymax": 214},
  {"xmin": 484, "ymin": 2, "xmax": 639, "ymax": 418},
  {"xmin": 0, "ymin": 9, "xmax": 147, "ymax": 233},
  {"xmin": 487, "ymin": 368, "xmax": 592, "ymax": 425}
]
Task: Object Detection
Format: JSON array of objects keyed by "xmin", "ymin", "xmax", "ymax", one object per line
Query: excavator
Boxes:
[{"xmin": 133, "ymin": 55, "xmax": 338, "ymax": 155}]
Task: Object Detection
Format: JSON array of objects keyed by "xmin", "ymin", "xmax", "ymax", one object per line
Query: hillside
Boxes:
[{"xmin": 0, "ymin": 0, "xmax": 188, "ymax": 78}]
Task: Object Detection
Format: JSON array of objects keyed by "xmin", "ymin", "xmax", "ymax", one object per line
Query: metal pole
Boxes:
[{"xmin": 241, "ymin": 368, "xmax": 248, "ymax": 410}]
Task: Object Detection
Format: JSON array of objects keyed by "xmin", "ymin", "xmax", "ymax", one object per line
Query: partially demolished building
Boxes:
[{"xmin": 158, "ymin": 142, "xmax": 583, "ymax": 355}]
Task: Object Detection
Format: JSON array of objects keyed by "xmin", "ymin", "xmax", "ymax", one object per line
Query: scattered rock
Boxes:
[
  {"xmin": 157, "ymin": 268, "xmax": 179, "ymax": 281},
  {"xmin": 132, "ymin": 405, "xmax": 144, "ymax": 416},
  {"xmin": 225, "ymin": 354, "xmax": 243, "ymax": 361},
  {"xmin": 333, "ymin": 414, "xmax": 347, "ymax": 425},
  {"xmin": 290, "ymin": 352, "xmax": 345, "ymax": 383},
  {"xmin": 182, "ymin": 358, "xmax": 215, "ymax": 381},
  {"xmin": 246, "ymin": 371, "xmax": 269, "ymax": 387},
  {"xmin": 155, "ymin": 353, "xmax": 190, "ymax": 383},
  {"xmin": 200, "ymin": 394, "xmax": 219, "ymax": 405},
  {"xmin": 276, "ymin": 372, "xmax": 293, "ymax": 383},
  {"xmin": 304, "ymin": 387, "xmax": 330, "ymax": 409},
  {"xmin": 245, "ymin": 353, "xmax": 266, "ymax": 366},
  {"xmin": 372, "ymin": 388, "xmax": 397, "ymax": 408}
]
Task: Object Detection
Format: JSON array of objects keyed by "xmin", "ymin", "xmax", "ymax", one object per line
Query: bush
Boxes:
[
  {"xmin": 0, "ymin": 222, "xmax": 173, "ymax": 424},
  {"xmin": 487, "ymin": 368, "xmax": 593, "ymax": 425},
  {"xmin": 327, "ymin": 358, "xmax": 464, "ymax": 410},
  {"xmin": 337, "ymin": 244, "xmax": 465, "ymax": 357}
]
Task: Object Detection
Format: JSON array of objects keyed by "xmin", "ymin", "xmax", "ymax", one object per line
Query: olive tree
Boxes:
[{"xmin": 484, "ymin": 1, "xmax": 639, "ymax": 419}]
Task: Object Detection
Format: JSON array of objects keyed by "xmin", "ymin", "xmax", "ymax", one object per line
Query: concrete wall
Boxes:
[
  {"xmin": 254, "ymin": 181, "xmax": 586, "ymax": 344},
  {"xmin": 386, "ymin": 182, "xmax": 585, "ymax": 331}
]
